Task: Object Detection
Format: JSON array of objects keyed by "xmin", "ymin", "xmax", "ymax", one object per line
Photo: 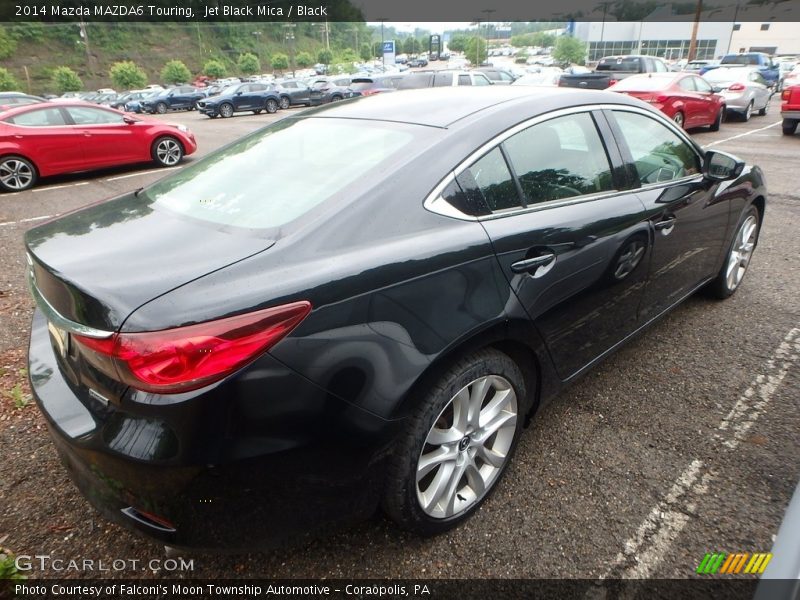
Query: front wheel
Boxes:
[
  {"xmin": 382, "ymin": 349, "xmax": 526, "ymax": 535},
  {"xmin": 709, "ymin": 107, "xmax": 723, "ymax": 132},
  {"xmin": 783, "ymin": 119, "xmax": 798, "ymax": 135},
  {"xmin": 706, "ymin": 206, "xmax": 760, "ymax": 299},
  {"xmin": 151, "ymin": 136, "xmax": 184, "ymax": 167},
  {"xmin": 155, "ymin": 102, "xmax": 168, "ymax": 115},
  {"xmin": 279, "ymin": 96, "xmax": 290, "ymax": 109},
  {"xmin": 219, "ymin": 103, "xmax": 234, "ymax": 118},
  {"xmin": 0, "ymin": 155, "xmax": 37, "ymax": 192},
  {"xmin": 265, "ymin": 98, "xmax": 278, "ymax": 114}
]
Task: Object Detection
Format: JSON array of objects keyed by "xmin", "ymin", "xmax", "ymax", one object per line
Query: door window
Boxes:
[
  {"xmin": 65, "ymin": 106, "xmax": 126, "ymax": 125},
  {"xmin": 473, "ymin": 74, "xmax": 492, "ymax": 86},
  {"xmin": 463, "ymin": 148, "xmax": 521, "ymax": 212},
  {"xmin": 458, "ymin": 74, "xmax": 472, "ymax": 86},
  {"xmin": 678, "ymin": 77, "xmax": 696, "ymax": 91},
  {"xmin": 694, "ymin": 77, "xmax": 713, "ymax": 93},
  {"xmin": 6, "ymin": 107, "xmax": 67, "ymax": 126},
  {"xmin": 433, "ymin": 72, "xmax": 453, "ymax": 87},
  {"xmin": 612, "ymin": 111, "xmax": 700, "ymax": 185}
]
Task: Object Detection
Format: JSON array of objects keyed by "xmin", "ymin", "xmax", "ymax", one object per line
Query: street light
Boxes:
[
  {"xmin": 378, "ymin": 18, "xmax": 387, "ymax": 68},
  {"xmin": 284, "ymin": 23, "xmax": 296, "ymax": 77}
]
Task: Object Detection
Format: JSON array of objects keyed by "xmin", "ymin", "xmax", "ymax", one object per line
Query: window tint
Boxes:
[
  {"xmin": 433, "ymin": 72, "xmax": 452, "ymax": 87},
  {"xmin": 6, "ymin": 107, "xmax": 67, "ymax": 127},
  {"xmin": 251, "ymin": 84, "xmax": 267, "ymax": 92},
  {"xmin": 146, "ymin": 119, "xmax": 418, "ymax": 229},
  {"xmin": 694, "ymin": 76, "xmax": 713, "ymax": 93},
  {"xmin": 473, "ymin": 74, "xmax": 491, "ymax": 86},
  {"xmin": 503, "ymin": 112, "xmax": 615, "ymax": 204},
  {"xmin": 612, "ymin": 111, "xmax": 700, "ymax": 185},
  {"xmin": 484, "ymin": 71, "xmax": 500, "ymax": 80},
  {"xmin": 458, "ymin": 74, "xmax": 472, "ymax": 86},
  {"xmin": 66, "ymin": 106, "xmax": 125, "ymax": 125},
  {"xmin": 678, "ymin": 77, "xmax": 696, "ymax": 91},
  {"xmin": 500, "ymin": 71, "xmax": 515, "ymax": 81},
  {"xmin": 464, "ymin": 148, "xmax": 520, "ymax": 212}
]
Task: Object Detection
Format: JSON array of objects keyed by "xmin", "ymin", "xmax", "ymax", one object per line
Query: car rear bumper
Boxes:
[
  {"xmin": 781, "ymin": 110, "xmax": 800, "ymax": 119},
  {"xmin": 28, "ymin": 309, "xmax": 403, "ymax": 549}
]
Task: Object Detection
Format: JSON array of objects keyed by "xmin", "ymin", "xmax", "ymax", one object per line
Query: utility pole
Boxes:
[
  {"xmin": 284, "ymin": 24, "xmax": 296, "ymax": 77},
  {"xmin": 482, "ymin": 8, "xmax": 495, "ymax": 60},
  {"xmin": 379, "ymin": 19, "xmax": 387, "ymax": 68},
  {"xmin": 687, "ymin": 0, "xmax": 703, "ymax": 61},
  {"xmin": 77, "ymin": 17, "xmax": 95, "ymax": 77}
]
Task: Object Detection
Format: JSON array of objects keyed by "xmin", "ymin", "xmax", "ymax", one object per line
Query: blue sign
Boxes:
[{"xmin": 383, "ymin": 41, "xmax": 395, "ymax": 53}]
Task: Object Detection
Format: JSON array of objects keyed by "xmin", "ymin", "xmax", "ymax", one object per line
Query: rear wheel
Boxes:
[
  {"xmin": 672, "ymin": 111, "xmax": 685, "ymax": 129},
  {"xmin": 265, "ymin": 98, "xmax": 278, "ymax": 114},
  {"xmin": 279, "ymin": 96, "xmax": 290, "ymax": 109},
  {"xmin": 382, "ymin": 349, "xmax": 527, "ymax": 535},
  {"xmin": 330, "ymin": 95, "xmax": 343, "ymax": 103},
  {"xmin": 783, "ymin": 119, "xmax": 798, "ymax": 135},
  {"xmin": 709, "ymin": 107, "xmax": 723, "ymax": 131},
  {"xmin": 742, "ymin": 101, "xmax": 753, "ymax": 121},
  {"xmin": 706, "ymin": 206, "xmax": 760, "ymax": 299},
  {"xmin": 0, "ymin": 155, "xmax": 37, "ymax": 192},
  {"xmin": 155, "ymin": 102, "xmax": 167, "ymax": 115},
  {"xmin": 757, "ymin": 97, "xmax": 769, "ymax": 116},
  {"xmin": 219, "ymin": 103, "xmax": 234, "ymax": 118},
  {"xmin": 151, "ymin": 136, "xmax": 184, "ymax": 167}
]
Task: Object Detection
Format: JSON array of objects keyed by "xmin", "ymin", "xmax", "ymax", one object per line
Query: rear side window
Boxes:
[
  {"xmin": 503, "ymin": 112, "xmax": 614, "ymax": 204},
  {"xmin": 433, "ymin": 72, "xmax": 453, "ymax": 87},
  {"xmin": 65, "ymin": 106, "xmax": 125, "ymax": 125},
  {"xmin": 458, "ymin": 74, "xmax": 471, "ymax": 86},
  {"xmin": 678, "ymin": 77, "xmax": 696, "ymax": 91},
  {"xmin": 146, "ymin": 118, "xmax": 418, "ymax": 229},
  {"xmin": 462, "ymin": 148, "xmax": 520, "ymax": 212},
  {"xmin": 6, "ymin": 107, "xmax": 67, "ymax": 126}
]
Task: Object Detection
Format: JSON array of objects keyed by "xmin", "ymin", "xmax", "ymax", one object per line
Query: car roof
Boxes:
[
  {"xmin": 0, "ymin": 101, "xmax": 118, "ymax": 118},
  {"xmin": 302, "ymin": 86, "xmax": 645, "ymax": 129}
]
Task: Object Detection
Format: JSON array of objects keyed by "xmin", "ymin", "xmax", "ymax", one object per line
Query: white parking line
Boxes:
[
  {"xmin": 0, "ymin": 214, "xmax": 55, "ymax": 227},
  {"xmin": 595, "ymin": 327, "xmax": 800, "ymax": 583},
  {"xmin": 104, "ymin": 166, "xmax": 181, "ymax": 181},
  {"xmin": 31, "ymin": 181, "xmax": 89, "ymax": 193},
  {"xmin": 706, "ymin": 120, "xmax": 782, "ymax": 147}
]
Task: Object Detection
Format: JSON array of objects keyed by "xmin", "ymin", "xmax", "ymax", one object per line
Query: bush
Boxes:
[
  {"xmin": 295, "ymin": 51, "xmax": 314, "ymax": 69},
  {"xmin": 317, "ymin": 49, "xmax": 333, "ymax": 65},
  {"xmin": 237, "ymin": 52, "xmax": 260, "ymax": 75},
  {"xmin": 360, "ymin": 43, "xmax": 372, "ymax": 62},
  {"xmin": 160, "ymin": 60, "xmax": 191, "ymax": 85},
  {"xmin": 553, "ymin": 35, "xmax": 587, "ymax": 65},
  {"xmin": 109, "ymin": 61, "xmax": 147, "ymax": 90},
  {"xmin": 0, "ymin": 67, "xmax": 19, "ymax": 91},
  {"xmin": 271, "ymin": 53, "xmax": 289, "ymax": 71},
  {"xmin": 51, "ymin": 66, "xmax": 83, "ymax": 93},
  {"xmin": 0, "ymin": 27, "xmax": 17, "ymax": 60},
  {"xmin": 203, "ymin": 59, "xmax": 226, "ymax": 78}
]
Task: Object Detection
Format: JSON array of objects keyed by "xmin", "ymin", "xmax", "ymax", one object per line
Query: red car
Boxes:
[
  {"xmin": 781, "ymin": 85, "xmax": 800, "ymax": 135},
  {"xmin": 0, "ymin": 102, "xmax": 197, "ymax": 192},
  {"xmin": 611, "ymin": 72, "xmax": 726, "ymax": 130}
]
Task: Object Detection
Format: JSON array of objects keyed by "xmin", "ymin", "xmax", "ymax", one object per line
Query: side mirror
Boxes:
[
  {"xmin": 711, "ymin": 85, "xmax": 723, "ymax": 93},
  {"xmin": 123, "ymin": 116, "xmax": 137, "ymax": 124},
  {"xmin": 703, "ymin": 150, "xmax": 745, "ymax": 181}
]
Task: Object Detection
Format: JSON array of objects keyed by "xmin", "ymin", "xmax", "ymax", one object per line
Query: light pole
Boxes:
[
  {"xmin": 482, "ymin": 8, "xmax": 495, "ymax": 61},
  {"xmin": 252, "ymin": 30, "xmax": 262, "ymax": 71},
  {"xmin": 284, "ymin": 24, "xmax": 296, "ymax": 77},
  {"xmin": 379, "ymin": 19, "xmax": 387, "ymax": 68}
]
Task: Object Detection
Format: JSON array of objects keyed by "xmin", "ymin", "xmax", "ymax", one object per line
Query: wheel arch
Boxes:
[{"xmin": 0, "ymin": 152, "xmax": 41, "ymax": 179}]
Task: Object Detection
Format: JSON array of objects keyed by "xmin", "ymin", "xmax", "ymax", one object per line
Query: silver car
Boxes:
[{"xmin": 703, "ymin": 66, "xmax": 772, "ymax": 121}]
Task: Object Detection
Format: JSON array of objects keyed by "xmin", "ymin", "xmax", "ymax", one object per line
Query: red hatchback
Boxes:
[
  {"xmin": 0, "ymin": 102, "xmax": 197, "ymax": 192},
  {"xmin": 611, "ymin": 72, "xmax": 726, "ymax": 130}
]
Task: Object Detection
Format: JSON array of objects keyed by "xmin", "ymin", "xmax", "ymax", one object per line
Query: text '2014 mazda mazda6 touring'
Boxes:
[{"xmin": 26, "ymin": 87, "xmax": 765, "ymax": 549}]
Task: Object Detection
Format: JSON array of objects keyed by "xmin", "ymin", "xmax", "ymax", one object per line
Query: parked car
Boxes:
[
  {"xmin": 276, "ymin": 78, "xmax": 313, "ymax": 106},
  {"xmin": 348, "ymin": 75, "xmax": 404, "ymax": 97},
  {"xmin": 104, "ymin": 90, "xmax": 147, "ymax": 110},
  {"xmin": 781, "ymin": 84, "xmax": 800, "ymax": 135},
  {"xmin": 396, "ymin": 70, "xmax": 493, "ymax": 89},
  {"xmin": 196, "ymin": 83, "xmax": 284, "ymax": 118},
  {"xmin": 408, "ymin": 57, "xmax": 429, "ymax": 68},
  {"xmin": 308, "ymin": 76, "xmax": 358, "ymax": 105},
  {"xmin": 474, "ymin": 67, "xmax": 517, "ymax": 85},
  {"xmin": 23, "ymin": 87, "xmax": 765, "ymax": 548},
  {"xmin": 703, "ymin": 52, "xmax": 780, "ymax": 89},
  {"xmin": 0, "ymin": 92, "xmax": 47, "ymax": 110},
  {"xmin": 124, "ymin": 91, "xmax": 159, "ymax": 114},
  {"xmin": 559, "ymin": 55, "xmax": 671, "ymax": 90},
  {"xmin": 512, "ymin": 70, "xmax": 562, "ymax": 87},
  {"xmin": 703, "ymin": 66, "xmax": 772, "ymax": 121},
  {"xmin": 782, "ymin": 65, "xmax": 800, "ymax": 90},
  {"xmin": 683, "ymin": 59, "xmax": 719, "ymax": 73},
  {"xmin": 0, "ymin": 102, "xmax": 196, "ymax": 191},
  {"xmin": 140, "ymin": 86, "xmax": 205, "ymax": 114},
  {"xmin": 611, "ymin": 72, "xmax": 726, "ymax": 130}
]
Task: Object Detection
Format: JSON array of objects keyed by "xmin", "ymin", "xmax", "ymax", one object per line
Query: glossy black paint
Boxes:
[{"xmin": 26, "ymin": 87, "xmax": 767, "ymax": 548}]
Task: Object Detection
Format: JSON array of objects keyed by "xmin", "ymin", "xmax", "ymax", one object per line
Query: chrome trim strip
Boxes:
[
  {"xmin": 423, "ymin": 102, "xmax": 705, "ymax": 221},
  {"xmin": 26, "ymin": 267, "xmax": 114, "ymax": 339}
]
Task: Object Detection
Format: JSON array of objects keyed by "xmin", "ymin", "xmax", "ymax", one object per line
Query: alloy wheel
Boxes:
[
  {"xmin": 416, "ymin": 375, "xmax": 517, "ymax": 519},
  {"xmin": 673, "ymin": 112, "xmax": 684, "ymax": 128},
  {"xmin": 155, "ymin": 138, "xmax": 182, "ymax": 166},
  {"xmin": 0, "ymin": 158, "xmax": 34, "ymax": 190},
  {"xmin": 725, "ymin": 215, "xmax": 757, "ymax": 291},
  {"xmin": 279, "ymin": 96, "xmax": 290, "ymax": 109},
  {"xmin": 744, "ymin": 101, "xmax": 753, "ymax": 121},
  {"xmin": 220, "ymin": 103, "xmax": 234, "ymax": 118},
  {"xmin": 614, "ymin": 240, "xmax": 645, "ymax": 280},
  {"xmin": 156, "ymin": 103, "xmax": 167, "ymax": 114}
]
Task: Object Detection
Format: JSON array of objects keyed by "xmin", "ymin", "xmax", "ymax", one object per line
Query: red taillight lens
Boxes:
[
  {"xmin": 360, "ymin": 89, "xmax": 381, "ymax": 96},
  {"xmin": 728, "ymin": 83, "xmax": 745, "ymax": 91},
  {"xmin": 74, "ymin": 301, "xmax": 311, "ymax": 394},
  {"xmin": 782, "ymin": 88, "xmax": 791, "ymax": 101},
  {"xmin": 607, "ymin": 79, "xmax": 619, "ymax": 87}
]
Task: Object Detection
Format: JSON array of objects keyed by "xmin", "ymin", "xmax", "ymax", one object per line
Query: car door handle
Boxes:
[
  {"xmin": 654, "ymin": 217, "xmax": 677, "ymax": 231},
  {"xmin": 511, "ymin": 253, "xmax": 556, "ymax": 274}
]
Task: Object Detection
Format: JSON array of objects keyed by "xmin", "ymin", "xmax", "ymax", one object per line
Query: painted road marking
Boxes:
[
  {"xmin": 595, "ymin": 327, "xmax": 800, "ymax": 583},
  {"xmin": 104, "ymin": 166, "xmax": 181, "ymax": 181},
  {"xmin": 30, "ymin": 181, "xmax": 89, "ymax": 193},
  {"xmin": 706, "ymin": 121, "xmax": 782, "ymax": 147},
  {"xmin": 0, "ymin": 214, "xmax": 55, "ymax": 227}
]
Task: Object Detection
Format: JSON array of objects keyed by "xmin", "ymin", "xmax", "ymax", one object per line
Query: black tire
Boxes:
[
  {"xmin": 253, "ymin": 109, "xmax": 262, "ymax": 115},
  {"xmin": 219, "ymin": 103, "xmax": 234, "ymax": 118},
  {"xmin": 0, "ymin": 155, "xmax": 37, "ymax": 192},
  {"xmin": 742, "ymin": 101, "xmax": 753, "ymax": 122},
  {"xmin": 265, "ymin": 98, "xmax": 278, "ymax": 114},
  {"xmin": 279, "ymin": 96, "xmax": 290, "ymax": 110},
  {"xmin": 155, "ymin": 102, "xmax": 168, "ymax": 115},
  {"xmin": 330, "ymin": 95, "xmax": 343, "ymax": 103},
  {"xmin": 672, "ymin": 111, "xmax": 685, "ymax": 129},
  {"xmin": 709, "ymin": 107, "xmax": 723, "ymax": 132},
  {"xmin": 783, "ymin": 119, "xmax": 798, "ymax": 136},
  {"xmin": 151, "ymin": 136, "xmax": 184, "ymax": 167},
  {"xmin": 382, "ymin": 348, "xmax": 527, "ymax": 536},
  {"xmin": 757, "ymin": 98, "xmax": 768, "ymax": 116},
  {"xmin": 706, "ymin": 205, "xmax": 760, "ymax": 299}
]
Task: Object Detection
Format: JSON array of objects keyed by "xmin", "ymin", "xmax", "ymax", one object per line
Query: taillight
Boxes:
[
  {"xmin": 782, "ymin": 88, "xmax": 791, "ymax": 101},
  {"xmin": 360, "ymin": 89, "xmax": 381, "ymax": 96},
  {"xmin": 607, "ymin": 79, "xmax": 619, "ymax": 87},
  {"xmin": 728, "ymin": 83, "xmax": 745, "ymax": 91},
  {"xmin": 74, "ymin": 301, "xmax": 311, "ymax": 394}
]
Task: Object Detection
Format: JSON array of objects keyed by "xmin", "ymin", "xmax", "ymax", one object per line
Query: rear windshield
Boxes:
[
  {"xmin": 145, "ymin": 118, "xmax": 417, "ymax": 229},
  {"xmin": 396, "ymin": 73, "xmax": 433, "ymax": 89},
  {"xmin": 613, "ymin": 75, "xmax": 674, "ymax": 91},
  {"xmin": 596, "ymin": 57, "xmax": 642, "ymax": 72},
  {"xmin": 721, "ymin": 55, "xmax": 760, "ymax": 65},
  {"xmin": 703, "ymin": 68, "xmax": 749, "ymax": 83},
  {"xmin": 349, "ymin": 79, "xmax": 376, "ymax": 90}
]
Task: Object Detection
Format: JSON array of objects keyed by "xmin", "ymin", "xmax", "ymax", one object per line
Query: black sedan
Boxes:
[
  {"xmin": 196, "ymin": 82, "xmax": 284, "ymax": 118},
  {"xmin": 25, "ymin": 87, "xmax": 765, "ymax": 549},
  {"xmin": 140, "ymin": 86, "xmax": 205, "ymax": 114}
]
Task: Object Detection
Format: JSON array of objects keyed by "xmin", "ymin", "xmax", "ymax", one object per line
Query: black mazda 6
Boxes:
[{"xmin": 26, "ymin": 87, "xmax": 766, "ymax": 549}]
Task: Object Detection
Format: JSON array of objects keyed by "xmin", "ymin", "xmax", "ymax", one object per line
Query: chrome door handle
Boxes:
[
  {"xmin": 654, "ymin": 217, "xmax": 676, "ymax": 231},
  {"xmin": 510, "ymin": 253, "xmax": 556, "ymax": 274}
]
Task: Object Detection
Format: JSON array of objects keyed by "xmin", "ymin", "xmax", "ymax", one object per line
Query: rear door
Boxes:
[
  {"xmin": 464, "ymin": 108, "xmax": 651, "ymax": 379},
  {"xmin": 3, "ymin": 107, "xmax": 86, "ymax": 174},
  {"xmin": 604, "ymin": 108, "xmax": 729, "ymax": 322}
]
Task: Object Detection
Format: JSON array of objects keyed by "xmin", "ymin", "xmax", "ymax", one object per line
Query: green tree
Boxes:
[
  {"xmin": 237, "ymin": 52, "xmax": 260, "ymax": 75},
  {"xmin": 51, "ymin": 66, "xmax": 83, "ymax": 93},
  {"xmin": 552, "ymin": 35, "xmax": 587, "ymax": 65},
  {"xmin": 0, "ymin": 27, "xmax": 17, "ymax": 60},
  {"xmin": 0, "ymin": 67, "xmax": 19, "ymax": 91},
  {"xmin": 533, "ymin": 32, "xmax": 557, "ymax": 48},
  {"xmin": 295, "ymin": 51, "xmax": 314, "ymax": 68},
  {"xmin": 360, "ymin": 43, "xmax": 372, "ymax": 61},
  {"xmin": 109, "ymin": 61, "xmax": 147, "ymax": 91},
  {"xmin": 447, "ymin": 34, "xmax": 469, "ymax": 53},
  {"xmin": 402, "ymin": 37, "xmax": 421, "ymax": 55},
  {"xmin": 317, "ymin": 49, "xmax": 333, "ymax": 65},
  {"xmin": 203, "ymin": 59, "xmax": 226, "ymax": 78},
  {"xmin": 271, "ymin": 53, "xmax": 289, "ymax": 72},
  {"xmin": 338, "ymin": 48, "xmax": 358, "ymax": 63},
  {"xmin": 160, "ymin": 60, "xmax": 191, "ymax": 85},
  {"xmin": 465, "ymin": 37, "xmax": 487, "ymax": 65}
]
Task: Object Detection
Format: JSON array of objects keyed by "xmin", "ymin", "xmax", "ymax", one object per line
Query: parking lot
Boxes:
[{"xmin": 0, "ymin": 101, "xmax": 798, "ymax": 580}]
